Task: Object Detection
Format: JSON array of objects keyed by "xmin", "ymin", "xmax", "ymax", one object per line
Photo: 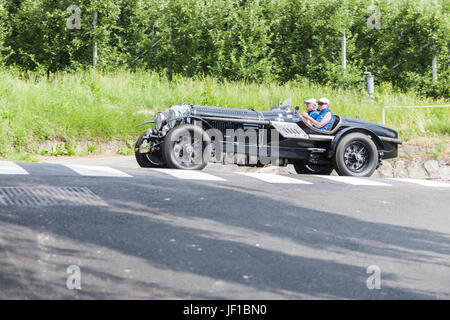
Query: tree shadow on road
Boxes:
[{"xmin": 0, "ymin": 176, "xmax": 449, "ymax": 299}]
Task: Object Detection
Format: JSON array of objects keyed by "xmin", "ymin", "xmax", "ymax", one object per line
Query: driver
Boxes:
[
  {"xmin": 301, "ymin": 97, "xmax": 334, "ymax": 131},
  {"xmin": 304, "ymin": 98, "xmax": 320, "ymax": 119}
]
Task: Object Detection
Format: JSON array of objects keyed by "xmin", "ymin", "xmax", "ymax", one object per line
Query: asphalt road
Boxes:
[{"xmin": 0, "ymin": 157, "xmax": 449, "ymax": 299}]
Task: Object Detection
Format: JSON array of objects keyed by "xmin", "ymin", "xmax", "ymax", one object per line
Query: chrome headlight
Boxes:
[
  {"xmin": 167, "ymin": 104, "xmax": 191, "ymax": 128},
  {"xmin": 161, "ymin": 125, "xmax": 170, "ymax": 137},
  {"xmin": 154, "ymin": 112, "xmax": 167, "ymax": 131},
  {"xmin": 168, "ymin": 109, "xmax": 180, "ymax": 128}
]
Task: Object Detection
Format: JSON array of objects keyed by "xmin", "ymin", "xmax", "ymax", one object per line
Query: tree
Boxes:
[{"xmin": 0, "ymin": 0, "xmax": 7, "ymax": 65}]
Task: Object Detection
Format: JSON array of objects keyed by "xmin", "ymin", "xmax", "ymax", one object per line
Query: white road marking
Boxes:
[
  {"xmin": 315, "ymin": 175, "xmax": 391, "ymax": 186},
  {"xmin": 390, "ymin": 178, "xmax": 450, "ymax": 188},
  {"xmin": 0, "ymin": 161, "xmax": 29, "ymax": 175},
  {"xmin": 238, "ymin": 172, "xmax": 312, "ymax": 184},
  {"xmin": 64, "ymin": 165, "xmax": 132, "ymax": 177},
  {"xmin": 152, "ymin": 169, "xmax": 226, "ymax": 181}
]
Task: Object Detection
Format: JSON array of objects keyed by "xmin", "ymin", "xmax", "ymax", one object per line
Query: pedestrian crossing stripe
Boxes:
[
  {"xmin": 0, "ymin": 161, "xmax": 29, "ymax": 175},
  {"xmin": 237, "ymin": 172, "xmax": 312, "ymax": 184},
  {"xmin": 151, "ymin": 168, "xmax": 226, "ymax": 181},
  {"xmin": 63, "ymin": 164, "xmax": 132, "ymax": 177},
  {"xmin": 315, "ymin": 175, "xmax": 392, "ymax": 186},
  {"xmin": 390, "ymin": 178, "xmax": 450, "ymax": 188},
  {"xmin": 0, "ymin": 161, "xmax": 449, "ymax": 188}
]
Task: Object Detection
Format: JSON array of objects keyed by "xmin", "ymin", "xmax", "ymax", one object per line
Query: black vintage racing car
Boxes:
[{"xmin": 134, "ymin": 99, "xmax": 402, "ymax": 177}]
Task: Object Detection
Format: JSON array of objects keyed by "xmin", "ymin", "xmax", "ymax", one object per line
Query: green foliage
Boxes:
[
  {"xmin": 0, "ymin": 0, "xmax": 7, "ymax": 65},
  {"xmin": 117, "ymin": 139, "xmax": 135, "ymax": 155},
  {"xmin": 6, "ymin": 152, "xmax": 39, "ymax": 162},
  {"xmin": 405, "ymin": 69, "xmax": 449, "ymax": 99},
  {"xmin": 2, "ymin": 0, "xmax": 123, "ymax": 72},
  {"xmin": 40, "ymin": 143, "xmax": 77, "ymax": 156},
  {"xmin": 87, "ymin": 141, "xmax": 97, "ymax": 154},
  {"xmin": 426, "ymin": 117, "xmax": 450, "ymax": 136},
  {"xmin": 0, "ymin": 0, "xmax": 448, "ymax": 97},
  {"xmin": 117, "ymin": 146, "xmax": 133, "ymax": 155},
  {"xmin": 348, "ymin": 0, "xmax": 449, "ymax": 95}
]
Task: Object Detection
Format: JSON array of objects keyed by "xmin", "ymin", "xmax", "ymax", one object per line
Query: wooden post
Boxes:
[
  {"xmin": 432, "ymin": 54, "xmax": 437, "ymax": 83},
  {"xmin": 341, "ymin": 32, "xmax": 346, "ymax": 69},
  {"xmin": 92, "ymin": 12, "xmax": 98, "ymax": 67},
  {"xmin": 431, "ymin": 45, "xmax": 437, "ymax": 83},
  {"xmin": 168, "ymin": 16, "xmax": 173, "ymax": 82}
]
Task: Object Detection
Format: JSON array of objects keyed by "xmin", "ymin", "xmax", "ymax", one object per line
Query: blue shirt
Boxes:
[
  {"xmin": 314, "ymin": 109, "xmax": 334, "ymax": 131},
  {"xmin": 308, "ymin": 110, "xmax": 320, "ymax": 120}
]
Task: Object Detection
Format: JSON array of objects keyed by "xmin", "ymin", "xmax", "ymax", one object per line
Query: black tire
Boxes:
[
  {"xmin": 162, "ymin": 124, "xmax": 211, "ymax": 170},
  {"xmin": 134, "ymin": 134, "xmax": 166, "ymax": 168},
  {"xmin": 333, "ymin": 132, "xmax": 378, "ymax": 177},
  {"xmin": 293, "ymin": 160, "xmax": 334, "ymax": 175}
]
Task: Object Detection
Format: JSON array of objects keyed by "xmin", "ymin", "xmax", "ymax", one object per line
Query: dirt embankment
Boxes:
[{"xmin": 372, "ymin": 138, "xmax": 450, "ymax": 180}]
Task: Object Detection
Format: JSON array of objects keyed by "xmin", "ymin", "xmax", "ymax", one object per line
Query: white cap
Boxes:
[
  {"xmin": 304, "ymin": 98, "xmax": 317, "ymax": 106},
  {"xmin": 318, "ymin": 97, "xmax": 330, "ymax": 105}
]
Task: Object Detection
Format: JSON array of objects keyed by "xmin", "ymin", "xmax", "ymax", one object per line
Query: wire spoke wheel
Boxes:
[
  {"xmin": 172, "ymin": 134, "xmax": 203, "ymax": 167},
  {"xmin": 343, "ymin": 142, "xmax": 369, "ymax": 173},
  {"xmin": 162, "ymin": 124, "xmax": 211, "ymax": 170},
  {"xmin": 333, "ymin": 132, "xmax": 378, "ymax": 177}
]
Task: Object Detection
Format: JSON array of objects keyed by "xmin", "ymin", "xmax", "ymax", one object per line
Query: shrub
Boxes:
[{"xmin": 0, "ymin": 0, "xmax": 448, "ymax": 98}]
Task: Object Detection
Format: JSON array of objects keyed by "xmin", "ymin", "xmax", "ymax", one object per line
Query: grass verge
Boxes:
[{"xmin": 0, "ymin": 68, "xmax": 448, "ymax": 160}]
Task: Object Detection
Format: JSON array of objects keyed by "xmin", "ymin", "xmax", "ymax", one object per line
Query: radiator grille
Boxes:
[{"xmin": 208, "ymin": 120, "xmax": 235, "ymax": 134}]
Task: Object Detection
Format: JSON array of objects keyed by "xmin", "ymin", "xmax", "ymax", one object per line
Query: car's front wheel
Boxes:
[
  {"xmin": 135, "ymin": 134, "xmax": 166, "ymax": 168},
  {"xmin": 333, "ymin": 132, "xmax": 378, "ymax": 177},
  {"xmin": 292, "ymin": 160, "xmax": 334, "ymax": 175},
  {"xmin": 162, "ymin": 124, "xmax": 211, "ymax": 170}
]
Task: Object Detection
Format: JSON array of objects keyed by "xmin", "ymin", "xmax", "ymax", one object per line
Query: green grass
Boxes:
[
  {"xmin": 0, "ymin": 68, "xmax": 448, "ymax": 158},
  {"xmin": 39, "ymin": 143, "xmax": 77, "ymax": 156}
]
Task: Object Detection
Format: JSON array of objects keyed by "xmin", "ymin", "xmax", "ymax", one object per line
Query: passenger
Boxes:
[{"xmin": 301, "ymin": 97, "xmax": 334, "ymax": 131}]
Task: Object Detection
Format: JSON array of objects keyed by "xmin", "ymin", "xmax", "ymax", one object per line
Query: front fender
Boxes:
[
  {"xmin": 328, "ymin": 127, "xmax": 384, "ymax": 157},
  {"xmin": 136, "ymin": 120, "xmax": 155, "ymax": 127}
]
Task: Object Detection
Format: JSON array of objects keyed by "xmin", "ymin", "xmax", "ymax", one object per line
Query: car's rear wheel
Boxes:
[
  {"xmin": 333, "ymin": 132, "xmax": 378, "ymax": 177},
  {"xmin": 293, "ymin": 160, "xmax": 334, "ymax": 175},
  {"xmin": 162, "ymin": 124, "xmax": 211, "ymax": 170},
  {"xmin": 135, "ymin": 134, "xmax": 166, "ymax": 168}
]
